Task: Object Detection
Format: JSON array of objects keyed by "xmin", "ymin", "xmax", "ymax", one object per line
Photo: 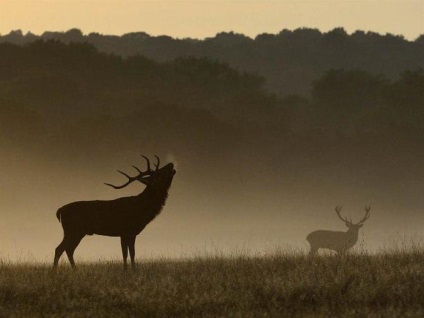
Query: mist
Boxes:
[
  {"xmin": 2, "ymin": 142, "xmax": 424, "ymax": 262},
  {"xmin": 0, "ymin": 37, "xmax": 424, "ymax": 262}
]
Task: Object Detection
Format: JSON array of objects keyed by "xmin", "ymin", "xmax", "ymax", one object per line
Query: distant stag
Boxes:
[
  {"xmin": 306, "ymin": 206, "xmax": 371, "ymax": 255},
  {"xmin": 53, "ymin": 155, "xmax": 176, "ymax": 269}
]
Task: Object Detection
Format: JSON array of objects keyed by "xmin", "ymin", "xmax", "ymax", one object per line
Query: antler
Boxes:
[
  {"xmin": 105, "ymin": 155, "xmax": 154, "ymax": 189},
  {"xmin": 141, "ymin": 155, "xmax": 152, "ymax": 171},
  {"xmin": 357, "ymin": 206, "xmax": 371, "ymax": 224},
  {"xmin": 335, "ymin": 206, "xmax": 352, "ymax": 225},
  {"xmin": 154, "ymin": 155, "xmax": 160, "ymax": 170}
]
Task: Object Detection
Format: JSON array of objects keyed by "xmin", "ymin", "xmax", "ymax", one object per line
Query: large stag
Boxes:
[
  {"xmin": 306, "ymin": 206, "xmax": 371, "ymax": 255},
  {"xmin": 53, "ymin": 155, "xmax": 176, "ymax": 269}
]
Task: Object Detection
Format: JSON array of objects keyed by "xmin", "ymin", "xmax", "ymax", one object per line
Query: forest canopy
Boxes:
[
  {"xmin": 0, "ymin": 40, "xmax": 423, "ymax": 176},
  {"xmin": 1, "ymin": 28, "xmax": 423, "ymax": 97},
  {"xmin": 1, "ymin": 40, "xmax": 423, "ymax": 135}
]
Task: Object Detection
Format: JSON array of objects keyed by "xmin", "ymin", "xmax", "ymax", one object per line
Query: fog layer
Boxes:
[{"xmin": 0, "ymin": 40, "xmax": 423, "ymax": 261}]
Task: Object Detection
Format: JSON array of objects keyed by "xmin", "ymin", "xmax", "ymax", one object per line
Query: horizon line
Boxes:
[{"xmin": 2, "ymin": 26, "xmax": 423, "ymax": 42}]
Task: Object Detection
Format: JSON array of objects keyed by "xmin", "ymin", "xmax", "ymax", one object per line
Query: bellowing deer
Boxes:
[
  {"xmin": 53, "ymin": 155, "xmax": 176, "ymax": 269},
  {"xmin": 306, "ymin": 206, "xmax": 371, "ymax": 256}
]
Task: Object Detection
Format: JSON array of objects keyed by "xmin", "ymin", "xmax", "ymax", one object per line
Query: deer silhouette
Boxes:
[
  {"xmin": 306, "ymin": 206, "xmax": 371, "ymax": 256},
  {"xmin": 53, "ymin": 155, "xmax": 176, "ymax": 270}
]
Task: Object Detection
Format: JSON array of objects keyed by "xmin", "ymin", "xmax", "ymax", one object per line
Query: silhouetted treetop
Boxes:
[
  {"xmin": 2, "ymin": 27, "xmax": 422, "ymax": 96},
  {"xmin": 0, "ymin": 40, "xmax": 280, "ymax": 133}
]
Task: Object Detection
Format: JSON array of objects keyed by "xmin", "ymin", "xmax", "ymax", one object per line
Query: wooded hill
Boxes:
[
  {"xmin": 2, "ymin": 28, "xmax": 423, "ymax": 96},
  {"xmin": 1, "ymin": 38, "xmax": 424, "ymax": 230}
]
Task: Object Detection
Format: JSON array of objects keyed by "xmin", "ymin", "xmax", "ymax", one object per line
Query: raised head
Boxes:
[{"xmin": 105, "ymin": 155, "xmax": 176, "ymax": 189}]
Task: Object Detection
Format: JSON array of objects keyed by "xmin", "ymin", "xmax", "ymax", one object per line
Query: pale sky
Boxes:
[{"xmin": 0, "ymin": 0, "xmax": 423, "ymax": 40}]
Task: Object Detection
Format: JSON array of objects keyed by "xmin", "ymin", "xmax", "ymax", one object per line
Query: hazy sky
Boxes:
[{"xmin": 0, "ymin": 0, "xmax": 423, "ymax": 40}]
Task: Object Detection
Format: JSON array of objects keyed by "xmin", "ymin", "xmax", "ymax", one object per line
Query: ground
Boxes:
[{"xmin": 0, "ymin": 249, "xmax": 423, "ymax": 317}]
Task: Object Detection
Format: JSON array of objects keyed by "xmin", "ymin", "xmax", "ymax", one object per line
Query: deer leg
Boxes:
[
  {"xmin": 309, "ymin": 245, "xmax": 318, "ymax": 256},
  {"xmin": 53, "ymin": 236, "xmax": 68, "ymax": 268},
  {"xmin": 128, "ymin": 236, "xmax": 136, "ymax": 270},
  {"xmin": 65, "ymin": 234, "xmax": 84, "ymax": 269},
  {"xmin": 120, "ymin": 237, "xmax": 129, "ymax": 270}
]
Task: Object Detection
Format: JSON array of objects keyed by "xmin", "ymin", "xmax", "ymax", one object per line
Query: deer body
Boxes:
[
  {"xmin": 307, "ymin": 206, "xmax": 370, "ymax": 256},
  {"xmin": 57, "ymin": 189, "xmax": 168, "ymax": 237},
  {"xmin": 307, "ymin": 228, "xmax": 359, "ymax": 255},
  {"xmin": 53, "ymin": 156, "xmax": 175, "ymax": 269}
]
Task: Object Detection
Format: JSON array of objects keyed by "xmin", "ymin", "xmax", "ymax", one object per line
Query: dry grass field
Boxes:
[{"xmin": 0, "ymin": 248, "xmax": 423, "ymax": 317}]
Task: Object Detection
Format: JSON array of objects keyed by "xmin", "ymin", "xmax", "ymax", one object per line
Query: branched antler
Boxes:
[
  {"xmin": 141, "ymin": 155, "xmax": 152, "ymax": 171},
  {"xmin": 105, "ymin": 155, "xmax": 158, "ymax": 189},
  {"xmin": 154, "ymin": 155, "xmax": 160, "ymax": 170},
  {"xmin": 335, "ymin": 206, "xmax": 352, "ymax": 225},
  {"xmin": 357, "ymin": 206, "xmax": 371, "ymax": 224}
]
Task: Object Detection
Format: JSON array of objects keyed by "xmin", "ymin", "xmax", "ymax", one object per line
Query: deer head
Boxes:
[
  {"xmin": 104, "ymin": 155, "xmax": 176, "ymax": 190},
  {"xmin": 335, "ymin": 206, "xmax": 371, "ymax": 230}
]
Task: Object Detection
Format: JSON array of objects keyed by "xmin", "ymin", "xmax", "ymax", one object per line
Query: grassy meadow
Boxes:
[{"xmin": 0, "ymin": 248, "xmax": 423, "ymax": 317}]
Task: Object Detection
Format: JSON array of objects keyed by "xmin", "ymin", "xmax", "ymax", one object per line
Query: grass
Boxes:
[{"xmin": 0, "ymin": 248, "xmax": 424, "ymax": 317}]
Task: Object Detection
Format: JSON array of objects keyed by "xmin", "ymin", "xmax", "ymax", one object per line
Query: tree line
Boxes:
[
  {"xmin": 0, "ymin": 40, "xmax": 423, "ymax": 193},
  {"xmin": 1, "ymin": 28, "xmax": 423, "ymax": 97}
]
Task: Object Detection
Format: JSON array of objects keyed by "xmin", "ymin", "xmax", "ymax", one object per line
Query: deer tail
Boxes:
[{"xmin": 56, "ymin": 209, "xmax": 62, "ymax": 223}]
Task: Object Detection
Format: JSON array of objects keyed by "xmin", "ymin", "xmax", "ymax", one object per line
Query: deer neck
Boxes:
[
  {"xmin": 143, "ymin": 184, "xmax": 169, "ymax": 201},
  {"xmin": 345, "ymin": 227, "xmax": 359, "ymax": 242},
  {"xmin": 135, "ymin": 183, "xmax": 171, "ymax": 218}
]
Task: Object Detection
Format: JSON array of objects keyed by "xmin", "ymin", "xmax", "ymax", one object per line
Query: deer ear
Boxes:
[
  {"xmin": 358, "ymin": 223, "xmax": 364, "ymax": 228},
  {"xmin": 345, "ymin": 222, "xmax": 350, "ymax": 227}
]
